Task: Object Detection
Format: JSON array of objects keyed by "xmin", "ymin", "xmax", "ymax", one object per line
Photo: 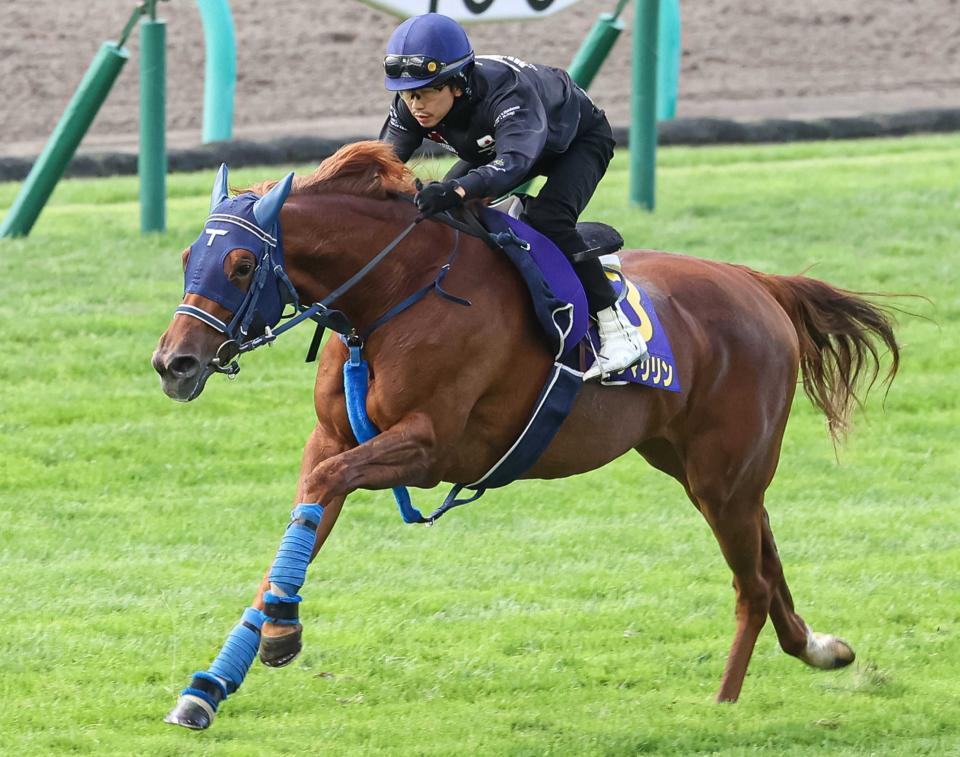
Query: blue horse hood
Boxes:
[{"xmin": 184, "ymin": 193, "xmax": 289, "ymax": 336}]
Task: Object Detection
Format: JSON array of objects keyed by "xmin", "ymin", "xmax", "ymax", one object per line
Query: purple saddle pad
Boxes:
[{"xmin": 479, "ymin": 208, "xmax": 589, "ymax": 360}]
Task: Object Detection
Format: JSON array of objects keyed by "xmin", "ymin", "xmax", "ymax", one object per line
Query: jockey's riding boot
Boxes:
[{"xmin": 582, "ymin": 301, "xmax": 649, "ymax": 382}]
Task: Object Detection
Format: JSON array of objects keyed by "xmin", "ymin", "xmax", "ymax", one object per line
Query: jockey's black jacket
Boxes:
[{"xmin": 379, "ymin": 55, "xmax": 606, "ymax": 200}]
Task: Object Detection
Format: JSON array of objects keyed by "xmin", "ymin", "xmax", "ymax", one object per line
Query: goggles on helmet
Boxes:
[{"xmin": 383, "ymin": 52, "xmax": 473, "ymax": 81}]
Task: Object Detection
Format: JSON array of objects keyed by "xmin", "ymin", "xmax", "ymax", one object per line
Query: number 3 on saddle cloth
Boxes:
[{"xmin": 344, "ymin": 206, "xmax": 681, "ymax": 525}]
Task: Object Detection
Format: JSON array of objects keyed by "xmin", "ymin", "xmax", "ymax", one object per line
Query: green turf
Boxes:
[{"xmin": 1, "ymin": 134, "xmax": 958, "ymax": 755}]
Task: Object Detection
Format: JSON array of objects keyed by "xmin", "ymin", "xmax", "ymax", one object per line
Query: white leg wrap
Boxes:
[{"xmin": 799, "ymin": 623, "xmax": 855, "ymax": 669}]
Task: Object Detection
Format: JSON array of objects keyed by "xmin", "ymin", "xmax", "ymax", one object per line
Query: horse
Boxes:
[{"xmin": 152, "ymin": 140, "xmax": 899, "ymax": 728}]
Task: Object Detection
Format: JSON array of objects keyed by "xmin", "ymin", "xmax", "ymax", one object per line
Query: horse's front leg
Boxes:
[
  {"xmin": 165, "ymin": 424, "xmax": 348, "ymax": 730},
  {"xmin": 253, "ymin": 495, "xmax": 345, "ymax": 667},
  {"xmin": 253, "ymin": 411, "xmax": 438, "ymax": 671},
  {"xmin": 253, "ymin": 422, "xmax": 350, "ymax": 666},
  {"xmin": 301, "ymin": 410, "xmax": 440, "ymax": 502}
]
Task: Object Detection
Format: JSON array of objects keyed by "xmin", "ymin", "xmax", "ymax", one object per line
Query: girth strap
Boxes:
[{"xmin": 341, "ymin": 344, "xmax": 583, "ymax": 526}]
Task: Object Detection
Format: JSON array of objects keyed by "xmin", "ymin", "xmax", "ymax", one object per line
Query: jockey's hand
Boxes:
[{"xmin": 415, "ymin": 180, "xmax": 464, "ymax": 216}]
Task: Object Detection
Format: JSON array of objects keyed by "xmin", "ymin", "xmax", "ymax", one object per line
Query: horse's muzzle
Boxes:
[{"xmin": 152, "ymin": 348, "xmax": 211, "ymax": 402}]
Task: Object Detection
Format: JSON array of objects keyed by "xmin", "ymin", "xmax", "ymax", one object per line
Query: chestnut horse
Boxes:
[{"xmin": 153, "ymin": 141, "xmax": 898, "ymax": 726}]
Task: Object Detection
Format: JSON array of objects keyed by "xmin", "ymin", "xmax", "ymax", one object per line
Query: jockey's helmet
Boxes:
[{"xmin": 383, "ymin": 13, "xmax": 474, "ymax": 92}]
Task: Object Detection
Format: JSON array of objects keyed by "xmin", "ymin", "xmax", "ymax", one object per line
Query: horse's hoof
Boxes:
[
  {"xmin": 259, "ymin": 625, "xmax": 303, "ymax": 668},
  {"xmin": 799, "ymin": 626, "xmax": 856, "ymax": 669},
  {"xmin": 164, "ymin": 694, "xmax": 216, "ymax": 730},
  {"xmin": 827, "ymin": 637, "xmax": 856, "ymax": 668}
]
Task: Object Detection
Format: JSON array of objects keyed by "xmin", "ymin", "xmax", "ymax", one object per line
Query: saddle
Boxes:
[
  {"xmin": 571, "ymin": 222, "xmax": 624, "ymax": 263},
  {"xmin": 344, "ymin": 193, "xmax": 680, "ymax": 525}
]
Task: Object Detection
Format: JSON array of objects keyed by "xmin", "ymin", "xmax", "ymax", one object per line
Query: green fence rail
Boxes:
[
  {"xmin": 0, "ymin": 43, "xmax": 129, "ymax": 238},
  {"xmin": 629, "ymin": 0, "xmax": 661, "ymax": 210}
]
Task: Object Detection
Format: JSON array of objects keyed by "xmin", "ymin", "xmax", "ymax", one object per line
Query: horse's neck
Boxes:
[{"xmin": 281, "ymin": 194, "xmax": 445, "ymax": 329}]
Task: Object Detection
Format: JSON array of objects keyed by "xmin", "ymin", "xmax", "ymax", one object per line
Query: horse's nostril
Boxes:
[{"xmin": 169, "ymin": 354, "xmax": 201, "ymax": 379}]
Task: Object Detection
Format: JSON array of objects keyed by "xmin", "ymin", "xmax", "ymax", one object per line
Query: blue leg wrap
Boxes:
[
  {"xmin": 180, "ymin": 670, "xmax": 229, "ymax": 711},
  {"xmin": 262, "ymin": 590, "xmax": 302, "ymax": 625},
  {"xmin": 268, "ymin": 503, "xmax": 324, "ymax": 597},
  {"xmin": 206, "ymin": 606, "xmax": 264, "ymax": 695}
]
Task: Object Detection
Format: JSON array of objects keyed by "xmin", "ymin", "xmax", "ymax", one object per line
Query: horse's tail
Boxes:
[{"xmin": 744, "ymin": 269, "xmax": 900, "ymax": 441}]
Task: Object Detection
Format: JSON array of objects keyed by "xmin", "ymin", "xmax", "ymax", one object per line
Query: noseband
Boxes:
[{"xmin": 174, "ymin": 208, "xmax": 302, "ymax": 376}]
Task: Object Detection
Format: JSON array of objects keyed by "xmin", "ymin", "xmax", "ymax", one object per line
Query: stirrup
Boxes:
[
  {"xmin": 583, "ymin": 347, "xmax": 648, "ymax": 382},
  {"xmin": 583, "ymin": 305, "xmax": 648, "ymax": 382}
]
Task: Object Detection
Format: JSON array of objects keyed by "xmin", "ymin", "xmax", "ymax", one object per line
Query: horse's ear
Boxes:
[
  {"xmin": 210, "ymin": 163, "xmax": 230, "ymax": 212},
  {"xmin": 252, "ymin": 171, "xmax": 294, "ymax": 229}
]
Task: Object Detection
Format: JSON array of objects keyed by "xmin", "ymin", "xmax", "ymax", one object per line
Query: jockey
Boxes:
[{"xmin": 379, "ymin": 13, "xmax": 647, "ymax": 381}]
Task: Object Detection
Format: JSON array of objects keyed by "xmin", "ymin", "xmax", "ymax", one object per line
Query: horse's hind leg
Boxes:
[
  {"xmin": 642, "ymin": 430, "xmax": 786, "ymax": 701},
  {"xmin": 761, "ymin": 510, "xmax": 855, "ymax": 669},
  {"xmin": 694, "ymin": 491, "xmax": 771, "ymax": 702},
  {"xmin": 639, "ymin": 438, "xmax": 774, "ymax": 700},
  {"xmin": 677, "ymin": 413, "xmax": 800, "ymax": 700}
]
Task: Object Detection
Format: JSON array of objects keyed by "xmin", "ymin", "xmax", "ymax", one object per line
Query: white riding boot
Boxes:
[{"xmin": 582, "ymin": 301, "xmax": 649, "ymax": 382}]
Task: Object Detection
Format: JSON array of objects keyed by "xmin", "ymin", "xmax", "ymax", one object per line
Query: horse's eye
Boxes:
[{"xmin": 236, "ymin": 263, "xmax": 253, "ymax": 277}]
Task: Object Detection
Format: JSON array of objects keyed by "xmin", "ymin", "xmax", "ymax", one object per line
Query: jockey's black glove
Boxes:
[{"xmin": 415, "ymin": 180, "xmax": 464, "ymax": 216}]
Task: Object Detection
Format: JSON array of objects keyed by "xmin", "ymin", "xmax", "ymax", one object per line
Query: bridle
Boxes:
[{"xmin": 175, "ymin": 197, "xmax": 469, "ymax": 378}]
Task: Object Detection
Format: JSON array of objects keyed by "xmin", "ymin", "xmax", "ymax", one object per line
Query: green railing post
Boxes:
[
  {"xmin": 630, "ymin": 0, "xmax": 660, "ymax": 210},
  {"xmin": 139, "ymin": 5, "xmax": 167, "ymax": 233},
  {"xmin": 510, "ymin": 0, "xmax": 676, "ymax": 204},
  {"xmin": 568, "ymin": 0, "xmax": 629, "ymax": 90},
  {"xmin": 657, "ymin": 0, "xmax": 681, "ymax": 121},
  {"xmin": 0, "ymin": 43, "xmax": 128, "ymax": 238},
  {"xmin": 196, "ymin": 0, "xmax": 236, "ymax": 143}
]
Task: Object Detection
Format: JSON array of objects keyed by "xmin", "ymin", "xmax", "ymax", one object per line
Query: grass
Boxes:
[{"xmin": 0, "ymin": 134, "xmax": 958, "ymax": 755}]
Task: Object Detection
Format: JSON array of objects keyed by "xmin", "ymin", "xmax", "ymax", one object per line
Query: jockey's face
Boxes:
[{"xmin": 399, "ymin": 82, "xmax": 461, "ymax": 129}]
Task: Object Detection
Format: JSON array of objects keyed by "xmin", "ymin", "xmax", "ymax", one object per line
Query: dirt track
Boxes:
[{"xmin": 1, "ymin": 0, "xmax": 959, "ymax": 156}]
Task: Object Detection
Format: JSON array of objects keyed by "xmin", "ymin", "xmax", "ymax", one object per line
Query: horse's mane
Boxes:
[{"xmin": 245, "ymin": 140, "xmax": 415, "ymax": 199}]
